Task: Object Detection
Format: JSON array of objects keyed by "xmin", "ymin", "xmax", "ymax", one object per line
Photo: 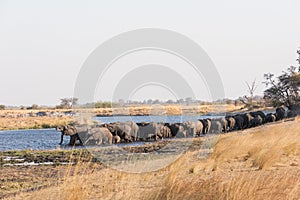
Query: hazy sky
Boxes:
[{"xmin": 1, "ymin": 0, "xmax": 300, "ymax": 106}]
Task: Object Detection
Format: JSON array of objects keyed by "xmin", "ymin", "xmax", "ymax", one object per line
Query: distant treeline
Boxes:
[{"xmin": 0, "ymin": 97, "xmax": 265, "ymax": 110}]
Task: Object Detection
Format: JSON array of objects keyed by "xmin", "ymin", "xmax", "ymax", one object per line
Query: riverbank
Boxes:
[
  {"xmin": 0, "ymin": 104, "xmax": 247, "ymax": 130},
  {"xmin": 1, "ymin": 119, "xmax": 299, "ymax": 199},
  {"xmin": 0, "ymin": 116, "xmax": 72, "ymax": 131}
]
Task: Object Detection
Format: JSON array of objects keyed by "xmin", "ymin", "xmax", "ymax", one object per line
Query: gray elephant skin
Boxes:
[{"xmin": 56, "ymin": 125, "xmax": 83, "ymax": 146}]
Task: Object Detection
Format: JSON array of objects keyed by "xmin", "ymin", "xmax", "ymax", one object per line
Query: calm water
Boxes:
[
  {"xmin": 0, "ymin": 115, "xmax": 222, "ymax": 151},
  {"xmin": 0, "ymin": 129, "xmax": 61, "ymax": 151}
]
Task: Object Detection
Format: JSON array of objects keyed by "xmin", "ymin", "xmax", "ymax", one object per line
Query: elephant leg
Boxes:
[
  {"xmin": 98, "ymin": 138, "xmax": 103, "ymax": 145},
  {"xmin": 75, "ymin": 134, "xmax": 83, "ymax": 145},
  {"xmin": 69, "ymin": 135, "xmax": 76, "ymax": 146},
  {"xmin": 59, "ymin": 134, "xmax": 64, "ymax": 145},
  {"xmin": 78, "ymin": 137, "xmax": 83, "ymax": 145}
]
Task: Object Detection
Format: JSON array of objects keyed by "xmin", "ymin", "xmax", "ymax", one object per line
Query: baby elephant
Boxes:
[{"xmin": 84, "ymin": 127, "xmax": 113, "ymax": 145}]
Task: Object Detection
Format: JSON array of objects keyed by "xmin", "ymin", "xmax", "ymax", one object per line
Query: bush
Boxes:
[
  {"xmin": 0, "ymin": 105, "xmax": 5, "ymax": 110},
  {"xmin": 27, "ymin": 104, "xmax": 39, "ymax": 110},
  {"xmin": 95, "ymin": 102, "xmax": 113, "ymax": 108},
  {"xmin": 264, "ymin": 49, "xmax": 300, "ymax": 108},
  {"xmin": 41, "ymin": 124, "xmax": 51, "ymax": 129}
]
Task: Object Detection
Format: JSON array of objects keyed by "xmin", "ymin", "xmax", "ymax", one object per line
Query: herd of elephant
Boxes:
[{"xmin": 56, "ymin": 107, "xmax": 286, "ymax": 146}]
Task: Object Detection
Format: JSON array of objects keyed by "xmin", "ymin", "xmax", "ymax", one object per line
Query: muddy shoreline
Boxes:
[{"xmin": 0, "ymin": 137, "xmax": 206, "ymax": 166}]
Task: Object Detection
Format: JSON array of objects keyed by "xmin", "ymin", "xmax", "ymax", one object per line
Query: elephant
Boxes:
[
  {"xmin": 233, "ymin": 115, "xmax": 244, "ymax": 130},
  {"xmin": 105, "ymin": 123, "xmax": 133, "ymax": 143},
  {"xmin": 256, "ymin": 111, "xmax": 266, "ymax": 123},
  {"xmin": 250, "ymin": 111, "xmax": 266, "ymax": 124},
  {"xmin": 136, "ymin": 122, "xmax": 150, "ymax": 140},
  {"xmin": 84, "ymin": 127, "xmax": 113, "ymax": 145},
  {"xmin": 287, "ymin": 110, "xmax": 297, "ymax": 118},
  {"xmin": 219, "ymin": 117, "xmax": 228, "ymax": 133},
  {"xmin": 210, "ymin": 119, "xmax": 222, "ymax": 134},
  {"xmin": 256, "ymin": 115, "xmax": 263, "ymax": 126},
  {"xmin": 182, "ymin": 121, "xmax": 203, "ymax": 137},
  {"xmin": 276, "ymin": 107, "xmax": 286, "ymax": 121},
  {"xmin": 137, "ymin": 122, "xmax": 173, "ymax": 141},
  {"xmin": 158, "ymin": 123, "xmax": 172, "ymax": 138},
  {"xmin": 287, "ymin": 105, "xmax": 300, "ymax": 117},
  {"xmin": 112, "ymin": 121, "xmax": 139, "ymax": 141},
  {"xmin": 250, "ymin": 115, "xmax": 263, "ymax": 127},
  {"xmin": 198, "ymin": 119, "xmax": 205, "ymax": 134},
  {"xmin": 182, "ymin": 122, "xmax": 194, "ymax": 137},
  {"xmin": 199, "ymin": 119, "xmax": 211, "ymax": 135},
  {"xmin": 241, "ymin": 113, "xmax": 253, "ymax": 129},
  {"xmin": 226, "ymin": 116, "xmax": 236, "ymax": 131},
  {"xmin": 166, "ymin": 123, "xmax": 185, "ymax": 137},
  {"xmin": 121, "ymin": 121, "xmax": 139, "ymax": 141},
  {"xmin": 265, "ymin": 113, "xmax": 276, "ymax": 123},
  {"xmin": 56, "ymin": 125, "xmax": 83, "ymax": 145},
  {"xmin": 195, "ymin": 121, "xmax": 205, "ymax": 136},
  {"xmin": 145, "ymin": 123, "xmax": 172, "ymax": 139},
  {"xmin": 137, "ymin": 122, "xmax": 162, "ymax": 141}
]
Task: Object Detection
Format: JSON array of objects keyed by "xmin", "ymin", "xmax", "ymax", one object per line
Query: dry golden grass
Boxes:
[
  {"xmin": 0, "ymin": 116, "xmax": 72, "ymax": 130},
  {"xmin": 0, "ymin": 109, "xmax": 74, "ymax": 130},
  {"xmin": 5, "ymin": 118, "xmax": 300, "ymax": 200},
  {"xmin": 0, "ymin": 109, "xmax": 72, "ymax": 115},
  {"xmin": 209, "ymin": 119, "xmax": 300, "ymax": 170},
  {"xmin": 55, "ymin": 156, "xmax": 94, "ymax": 200},
  {"xmin": 94, "ymin": 104, "xmax": 243, "ymax": 116}
]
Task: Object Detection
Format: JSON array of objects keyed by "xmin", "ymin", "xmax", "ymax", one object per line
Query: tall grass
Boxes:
[{"xmin": 209, "ymin": 119, "xmax": 299, "ymax": 170}]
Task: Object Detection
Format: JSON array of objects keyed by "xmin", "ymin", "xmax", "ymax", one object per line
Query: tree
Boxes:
[
  {"xmin": 263, "ymin": 49, "xmax": 300, "ymax": 108},
  {"xmin": 185, "ymin": 97, "xmax": 193, "ymax": 105},
  {"xmin": 27, "ymin": 104, "xmax": 38, "ymax": 110},
  {"xmin": 166, "ymin": 99, "xmax": 175, "ymax": 104},
  {"xmin": 153, "ymin": 99, "xmax": 160, "ymax": 104},
  {"xmin": 58, "ymin": 98, "xmax": 78, "ymax": 109},
  {"xmin": 177, "ymin": 99, "xmax": 184, "ymax": 104},
  {"xmin": 31, "ymin": 104, "xmax": 38, "ymax": 109},
  {"xmin": 147, "ymin": 99, "xmax": 153, "ymax": 104},
  {"xmin": 0, "ymin": 105, "xmax": 5, "ymax": 110},
  {"xmin": 118, "ymin": 99, "xmax": 125, "ymax": 106},
  {"xmin": 239, "ymin": 79, "xmax": 258, "ymax": 108},
  {"xmin": 95, "ymin": 101, "xmax": 112, "ymax": 108}
]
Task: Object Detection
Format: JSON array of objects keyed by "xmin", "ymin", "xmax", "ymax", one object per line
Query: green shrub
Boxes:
[{"xmin": 41, "ymin": 124, "xmax": 51, "ymax": 129}]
